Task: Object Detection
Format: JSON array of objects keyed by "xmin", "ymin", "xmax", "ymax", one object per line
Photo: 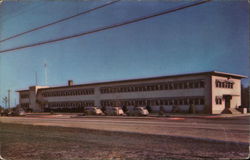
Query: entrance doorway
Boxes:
[{"xmin": 223, "ymin": 95, "xmax": 232, "ymax": 109}]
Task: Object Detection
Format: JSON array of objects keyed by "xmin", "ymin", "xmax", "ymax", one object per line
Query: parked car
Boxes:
[
  {"xmin": 84, "ymin": 107, "xmax": 104, "ymax": 115},
  {"xmin": 105, "ymin": 107, "xmax": 125, "ymax": 116},
  {"xmin": 1, "ymin": 109, "xmax": 13, "ymax": 116},
  {"xmin": 12, "ymin": 107, "xmax": 26, "ymax": 116},
  {"xmin": 127, "ymin": 107, "xmax": 149, "ymax": 116}
]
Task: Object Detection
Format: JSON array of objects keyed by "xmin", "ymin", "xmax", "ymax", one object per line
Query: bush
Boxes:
[
  {"xmin": 189, "ymin": 104, "xmax": 196, "ymax": 114},
  {"xmin": 146, "ymin": 106, "xmax": 152, "ymax": 113},
  {"xmin": 158, "ymin": 106, "xmax": 165, "ymax": 116},
  {"xmin": 172, "ymin": 105, "xmax": 179, "ymax": 113},
  {"xmin": 0, "ymin": 106, "xmax": 4, "ymax": 113},
  {"xmin": 122, "ymin": 106, "xmax": 128, "ymax": 113},
  {"xmin": 101, "ymin": 106, "xmax": 106, "ymax": 113}
]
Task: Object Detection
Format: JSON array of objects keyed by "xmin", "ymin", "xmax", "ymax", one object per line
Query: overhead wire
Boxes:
[
  {"xmin": 0, "ymin": 0, "xmax": 121, "ymax": 43},
  {"xmin": 0, "ymin": 0, "xmax": 211, "ymax": 54}
]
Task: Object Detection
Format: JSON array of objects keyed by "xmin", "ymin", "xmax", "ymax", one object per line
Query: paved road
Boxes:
[{"xmin": 0, "ymin": 114, "xmax": 249, "ymax": 144}]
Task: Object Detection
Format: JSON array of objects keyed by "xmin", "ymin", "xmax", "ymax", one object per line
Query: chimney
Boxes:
[{"xmin": 68, "ymin": 80, "xmax": 73, "ymax": 86}]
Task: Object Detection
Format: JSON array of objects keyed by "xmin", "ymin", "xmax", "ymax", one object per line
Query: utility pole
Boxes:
[
  {"xmin": 8, "ymin": 89, "xmax": 11, "ymax": 108},
  {"xmin": 35, "ymin": 71, "xmax": 38, "ymax": 85}
]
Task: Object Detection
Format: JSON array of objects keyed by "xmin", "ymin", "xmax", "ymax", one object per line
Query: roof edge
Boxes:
[
  {"xmin": 36, "ymin": 71, "xmax": 247, "ymax": 91},
  {"xmin": 210, "ymin": 71, "xmax": 247, "ymax": 78},
  {"xmin": 16, "ymin": 89, "xmax": 29, "ymax": 92}
]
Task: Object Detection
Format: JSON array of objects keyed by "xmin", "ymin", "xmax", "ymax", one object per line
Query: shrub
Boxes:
[
  {"xmin": 146, "ymin": 105, "xmax": 152, "ymax": 113},
  {"xmin": 122, "ymin": 106, "xmax": 128, "ymax": 113},
  {"xmin": 189, "ymin": 104, "xmax": 196, "ymax": 114}
]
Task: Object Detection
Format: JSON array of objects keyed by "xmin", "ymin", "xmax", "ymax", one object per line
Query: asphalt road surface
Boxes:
[
  {"xmin": 0, "ymin": 114, "xmax": 249, "ymax": 159},
  {"xmin": 0, "ymin": 114, "xmax": 249, "ymax": 144}
]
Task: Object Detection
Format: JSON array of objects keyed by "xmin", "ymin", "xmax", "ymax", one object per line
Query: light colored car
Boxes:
[
  {"xmin": 127, "ymin": 107, "xmax": 149, "ymax": 116},
  {"xmin": 105, "ymin": 107, "xmax": 125, "ymax": 116},
  {"xmin": 85, "ymin": 107, "xmax": 104, "ymax": 115},
  {"xmin": 1, "ymin": 109, "xmax": 12, "ymax": 116},
  {"xmin": 12, "ymin": 108, "xmax": 26, "ymax": 116}
]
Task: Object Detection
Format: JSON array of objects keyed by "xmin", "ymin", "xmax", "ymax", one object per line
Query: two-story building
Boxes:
[{"xmin": 17, "ymin": 71, "xmax": 247, "ymax": 114}]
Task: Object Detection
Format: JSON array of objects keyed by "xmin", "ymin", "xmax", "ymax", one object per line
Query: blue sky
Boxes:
[{"xmin": 0, "ymin": 0, "xmax": 249, "ymax": 107}]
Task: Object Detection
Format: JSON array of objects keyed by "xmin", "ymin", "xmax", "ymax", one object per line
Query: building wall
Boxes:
[
  {"xmin": 18, "ymin": 72, "xmax": 245, "ymax": 114},
  {"xmin": 36, "ymin": 75, "xmax": 209, "ymax": 113},
  {"xmin": 20, "ymin": 96, "xmax": 29, "ymax": 104},
  {"xmin": 19, "ymin": 91, "xmax": 30, "ymax": 110},
  {"xmin": 211, "ymin": 75, "xmax": 241, "ymax": 114},
  {"xmin": 29, "ymin": 86, "xmax": 46, "ymax": 112}
]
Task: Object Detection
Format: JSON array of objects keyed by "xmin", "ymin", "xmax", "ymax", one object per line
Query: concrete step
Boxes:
[{"xmin": 222, "ymin": 108, "xmax": 242, "ymax": 114}]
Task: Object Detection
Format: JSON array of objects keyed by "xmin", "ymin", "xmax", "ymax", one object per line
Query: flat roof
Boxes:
[
  {"xmin": 16, "ymin": 89, "xmax": 29, "ymax": 92},
  {"xmin": 29, "ymin": 71, "xmax": 246, "ymax": 92},
  {"xmin": 210, "ymin": 71, "xmax": 247, "ymax": 79}
]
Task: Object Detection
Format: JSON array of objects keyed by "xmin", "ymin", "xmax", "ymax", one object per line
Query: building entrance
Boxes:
[{"xmin": 223, "ymin": 95, "xmax": 232, "ymax": 109}]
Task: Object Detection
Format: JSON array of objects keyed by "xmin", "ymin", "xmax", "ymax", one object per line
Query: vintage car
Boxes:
[
  {"xmin": 105, "ymin": 107, "xmax": 125, "ymax": 116},
  {"xmin": 127, "ymin": 107, "xmax": 149, "ymax": 116},
  {"xmin": 12, "ymin": 107, "xmax": 26, "ymax": 116},
  {"xmin": 1, "ymin": 109, "xmax": 10, "ymax": 116},
  {"xmin": 84, "ymin": 107, "xmax": 104, "ymax": 115}
]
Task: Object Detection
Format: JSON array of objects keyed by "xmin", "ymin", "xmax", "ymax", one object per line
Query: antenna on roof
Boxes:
[
  {"xmin": 44, "ymin": 61, "xmax": 48, "ymax": 86},
  {"xmin": 35, "ymin": 71, "xmax": 38, "ymax": 85}
]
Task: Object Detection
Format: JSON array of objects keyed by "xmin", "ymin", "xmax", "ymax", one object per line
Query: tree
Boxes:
[
  {"xmin": 2, "ymin": 96, "xmax": 8, "ymax": 108},
  {"xmin": 0, "ymin": 105, "xmax": 4, "ymax": 113},
  {"xmin": 241, "ymin": 85, "xmax": 249, "ymax": 112}
]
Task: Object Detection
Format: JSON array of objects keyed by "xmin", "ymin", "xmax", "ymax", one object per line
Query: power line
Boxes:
[
  {"xmin": 0, "ymin": 0, "xmax": 211, "ymax": 54},
  {"xmin": 0, "ymin": 0, "xmax": 121, "ymax": 43}
]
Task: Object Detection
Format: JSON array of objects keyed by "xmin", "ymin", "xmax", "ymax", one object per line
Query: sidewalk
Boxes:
[
  {"xmin": 23, "ymin": 112, "xmax": 250, "ymax": 119},
  {"xmin": 165, "ymin": 113, "xmax": 250, "ymax": 119}
]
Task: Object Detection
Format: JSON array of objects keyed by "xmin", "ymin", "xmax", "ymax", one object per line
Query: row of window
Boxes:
[
  {"xmin": 100, "ymin": 97, "xmax": 205, "ymax": 107},
  {"xmin": 46, "ymin": 101, "xmax": 94, "ymax": 108},
  {"xmin": 41, "ymin": 88, "xmax": 94, "ymax": 97},
  {"xmin": 100, "ymin": 80, "xmax": 205, "ymax": 94},
  {"xmin": 20, "ymin": 94, "xmax": 29, "ymax": 99},
  {"xmin": 215, "ymin": 96, "xmax": 223, "ymax": 104},
  {"xmin": 215, "ymin": 80, "xmax": 234, "ymax": 89}
]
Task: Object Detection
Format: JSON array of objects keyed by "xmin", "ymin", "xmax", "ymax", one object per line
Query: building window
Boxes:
[
  {"xmin": 169, "ymin": 83, "xmax": 173, "ymax": 90},
  {"xmin": 200, "ymin": 98, "xmax": 205, "ymax": 105},
  {"xmin": 184, "ymin": 82, "xmax": 188, "ymax": 89},
  {"xmin": 194, "ymin": 98, "xmax": 200, "ymax": 105},
  {"xmin": 99, "ymin": 79, "xmax": 206, "ymax": 95},
  {"xmin": 200, "ymin": 80, "xmax": 205, "ymax": 88},
  {"xmin": 189, "ymin": 81, "xmax": 194, "ymax": 88},
  {"xmin": 216, "ymin": 80, "xmax": 234, "ymax": 89},
  {"xmin": 42, "ymin": 88, "xmax": 94, "ymax": 97},
  {"xmin": 174, "ymin": 83, "xmax": 178, "ymax": 89},
  {"xmin": 194, "ymin": 81, "xmax": 199, "ymax": 88},
  {"xmin": 184, "ymin": 99, "xmax": 188, "ymax": 105},
  {"xmin": 20, "ymin": 93, "xmax": 29, "ymax": 99},
  {"xmin": 179, "ymin": 83, "xmax": 184, "ymax": 89},
  {"xmin": 215, "ymin": 96, "xmax": 222, "ymax": 105},
  {"xmin": 179, "ymin": 99, "xmax": 184, "ymax": 105}
]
